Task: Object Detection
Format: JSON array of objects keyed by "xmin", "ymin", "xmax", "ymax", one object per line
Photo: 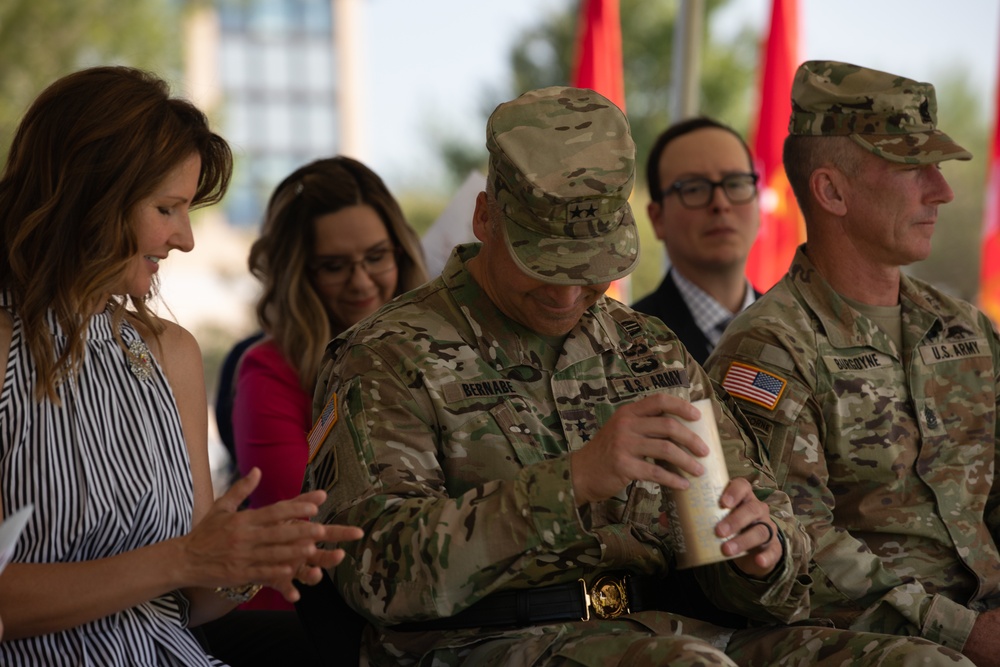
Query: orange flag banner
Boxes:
[
  {"xmin": 979, "ymin": 25, "xmax": 1000, "ymax": 326},
  {"xmin": 571, "ymin": 0, "xmax": 629, "ymax": 301},
  {"xmin": 571, "ymin": 0, "xmax": 625, "ymax": 112},
  {"xmin": 746, "ymin": 0, "xmax": 804, "ymax": 292},
  {"xmin": 981, "ymin": 41, "xmax": 1000, "ymax": 326}
]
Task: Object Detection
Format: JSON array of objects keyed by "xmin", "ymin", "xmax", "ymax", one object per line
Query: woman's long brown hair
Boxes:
[
  {"xmin": 248, "ymin": 156, "xmax": 428, "ymax": 390},
  {"xmin": 0, "ymin": 66, "xmax": 233, "ymax": 401}
]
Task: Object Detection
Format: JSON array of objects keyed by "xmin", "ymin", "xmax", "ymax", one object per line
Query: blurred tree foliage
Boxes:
[
  {"xmin": 398, "ymin": 192, "xmax": 448, "ymax": 237},
  {"xmin": 439, "ymin": 0, "xmax": 756, "ymax": 189},
  {"xmin": 0, "ymin": 0, "xmax": 179, "ymax": 162},
  {"xmin": 433, "ymin": 0, "xmax": 754, "ymax": 300},
  {"xmin": 432, "ymin": 0, "xmax": 990, "ymax": 303},
  {"xmin": 0, "ymin": 0, "xmax": 990, "ymax": 307},
  {"xmin": 907, "ymin": 65, "xmax": 989, "ymax": 303}
]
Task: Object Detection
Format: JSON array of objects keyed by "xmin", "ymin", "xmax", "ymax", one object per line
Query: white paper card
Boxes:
[{"xmin": 0, "ymin": 505, "xmax": 33, "ymax": 576}]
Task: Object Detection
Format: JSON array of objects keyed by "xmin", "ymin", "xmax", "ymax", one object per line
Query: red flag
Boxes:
[
  {"xmin": 746, "ymin": 0, "xmax": 804, "ymax": 292},
  {"xmin": 981, "ymin": 38, "xmax": 1000, "ymax": 326},
  {"xmin": 571, "ymin": 0, "xmax": 625, "ymax": 112},
  {"xmin": 571, "ymin": 0, "xmax": 629, "ymax": 301}
]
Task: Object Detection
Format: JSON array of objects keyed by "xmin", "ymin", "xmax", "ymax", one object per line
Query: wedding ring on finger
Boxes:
[{"xmin": 748, "ymin": 520, "xmax": 774, "ymax": 547}]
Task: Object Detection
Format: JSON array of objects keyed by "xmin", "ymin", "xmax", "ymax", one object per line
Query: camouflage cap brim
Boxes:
[
  {"xmin": 486, "ymin": 86, "xmax": 638, "ymax": 286},
  {"xmin": 850, "ymin": 129, "xmax": 972, "ymax": 165},
  {"xmin": 502, "ymin": 200, "xmax": 640, "ymax": 286},
  {"xmin": 789, "ymin": 60, "xmax": 974, "ymax": 165}
]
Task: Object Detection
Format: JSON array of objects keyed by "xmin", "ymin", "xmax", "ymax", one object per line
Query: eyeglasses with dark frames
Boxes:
[
  {"xmin": 308, "ymin": 245, "xmax": 400, "ymax": 286},
  {"xmin": 659, "ymin": 173, "xmax": 759, "ymax": 209}
]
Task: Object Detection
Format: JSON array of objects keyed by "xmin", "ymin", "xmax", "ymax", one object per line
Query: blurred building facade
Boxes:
[
  {"xmin": 175, "ymin": 0, "xmax": 369, "ymax": 486},
  {"xmin": 185, "ymin": 0, "xmax": 361, "ymax": 229}
]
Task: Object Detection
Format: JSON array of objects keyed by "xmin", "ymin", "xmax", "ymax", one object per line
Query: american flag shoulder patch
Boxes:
[
  {"xmin": 307, "ymin": 392, "xmax": 338, "ymax": 464},
  {"xmin": 721, "ymin": 361, "xmax": 787, "ymax": 411}
]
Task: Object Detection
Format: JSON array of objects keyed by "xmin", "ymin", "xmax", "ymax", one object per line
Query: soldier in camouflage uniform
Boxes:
[
  {"xmin": 706, "ymin": 60, "xmax": 1000, "ymax": 664},
  {"xmin": 305, "ymin": 86, "xmax": 969, "ymax": 665}
]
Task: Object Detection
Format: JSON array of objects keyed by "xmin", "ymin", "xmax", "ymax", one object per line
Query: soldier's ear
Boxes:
[
  {"xmin": 472, "ymin": 191, "xmax": 493, "ymax": 242},
  {"xmin": 810, "ymin": 167, "xmax": 848, "ymax": 217}
]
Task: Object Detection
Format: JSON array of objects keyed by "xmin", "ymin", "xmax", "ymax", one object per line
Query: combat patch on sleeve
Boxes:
[
  {"xmin": 721, "ymin": 361, "xmax": 787, "ymax": 411},
  {"xmin": 307, "ymin": 392, "xmax": 339, "ymax": 464}
]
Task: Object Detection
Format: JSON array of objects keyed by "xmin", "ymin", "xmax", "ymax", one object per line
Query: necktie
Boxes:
[{"xmin": 714, "ymin": 317, "xmax": 733, "ymax": 337}]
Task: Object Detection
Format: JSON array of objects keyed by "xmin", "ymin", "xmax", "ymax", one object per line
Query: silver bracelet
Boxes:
[{"xmin": 213, "ymin": 583, "xmax": 263, "ymax": 604}]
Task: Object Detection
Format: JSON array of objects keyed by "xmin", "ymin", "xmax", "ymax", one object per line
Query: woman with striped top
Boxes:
[{"xmin": 0, "ymin": 66, "xmax": 362, "ymax": 665}]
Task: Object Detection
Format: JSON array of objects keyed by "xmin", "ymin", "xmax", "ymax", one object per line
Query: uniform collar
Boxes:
[
  {"xmin": 441, "ymin": 243, "xmax": 619, "ymax": 371},
  {"xmin": 789, "ymin": 245, "xmax": 944, "ymax": 354}
]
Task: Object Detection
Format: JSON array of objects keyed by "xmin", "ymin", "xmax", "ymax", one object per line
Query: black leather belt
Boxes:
[{"xmin": 392, "ymin": 572, "xmax": 650, "ymax": 632}]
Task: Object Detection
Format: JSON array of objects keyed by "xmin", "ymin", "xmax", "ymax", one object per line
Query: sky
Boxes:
[{"xmin": 357, "ymin": 0, "xmax": 1000, "ymax": 192}]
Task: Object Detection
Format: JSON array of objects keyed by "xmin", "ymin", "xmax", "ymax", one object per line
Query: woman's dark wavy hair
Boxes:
[
  {"xmin": 248, "ymin": 156, "xmax": 428, "ymax": 389},
  {"xmin": 0, "ymin": 66, "xmax": 233, "ymax": 401}
]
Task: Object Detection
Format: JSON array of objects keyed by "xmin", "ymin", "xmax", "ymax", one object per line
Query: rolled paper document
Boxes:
[
  {"xmin": 0, "ymin": 504, "xmax": 32, "ymax": 576},
  {"xmin": 663, "ymin": 399, "xmax": 743, "ymax": 569}
]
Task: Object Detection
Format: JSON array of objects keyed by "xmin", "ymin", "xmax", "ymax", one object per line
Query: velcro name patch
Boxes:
[
  {"xmin": 918, "ymin": 339, "xmax": 989, "ymax": 365},
  {"xmin": 612, "ymin": 368, "xmax": 690, "ymax": 396},
  {"xmin": 442, "ymin": 379, "xmax": 520, "ymax": 404},
  {"xmin": 822, "ymin": 352, "xmax": 893, "ymax": 373}
]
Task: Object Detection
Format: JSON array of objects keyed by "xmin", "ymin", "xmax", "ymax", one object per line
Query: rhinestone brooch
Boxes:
[{"xmin": 128, "ymin": 340, "xmax": 153, "ymax": 382}]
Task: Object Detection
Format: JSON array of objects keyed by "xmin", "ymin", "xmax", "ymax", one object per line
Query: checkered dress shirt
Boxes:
[{"xmin": 670, "ymin": 270, "xmax": 756, "ymax": 350}]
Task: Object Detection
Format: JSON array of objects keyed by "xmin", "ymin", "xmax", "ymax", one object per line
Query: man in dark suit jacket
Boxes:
[{"xmin": 633, "ymin": 117, "xmax": 762, "ymax": 364}]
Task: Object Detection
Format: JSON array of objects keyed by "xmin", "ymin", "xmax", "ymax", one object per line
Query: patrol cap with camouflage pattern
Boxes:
[
  {"xmin": 485, "ymin": 86, "xmax": 639, "ymax": 286},
  {"xmin": 789, "ymin": 60, "xmax": 972, "ymax": 165}
]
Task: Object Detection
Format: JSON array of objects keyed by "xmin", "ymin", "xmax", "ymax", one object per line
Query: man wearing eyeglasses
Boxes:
[{"xmin": 632, "ymin": 118, "xmax": 762, "ymax": 365}]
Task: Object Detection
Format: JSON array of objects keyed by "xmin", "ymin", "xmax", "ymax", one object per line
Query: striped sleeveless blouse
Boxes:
[{"xmin": 0, "ymin": 293, "xmax": 225, "ymax": 666}]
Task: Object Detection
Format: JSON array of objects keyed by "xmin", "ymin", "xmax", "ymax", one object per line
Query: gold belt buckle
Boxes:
[{"xmin": 578, "ymin": 574, "xmax": 630, "ymax": 621}]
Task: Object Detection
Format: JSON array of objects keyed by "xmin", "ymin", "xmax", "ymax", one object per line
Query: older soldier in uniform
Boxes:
[
  {"xmin": 305, "ymin": 86, "xmax": 969, "ymax": 666},
  {"xmin": 707, "ymin": 60, "xmax": 1000, "ymax": 664}
]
